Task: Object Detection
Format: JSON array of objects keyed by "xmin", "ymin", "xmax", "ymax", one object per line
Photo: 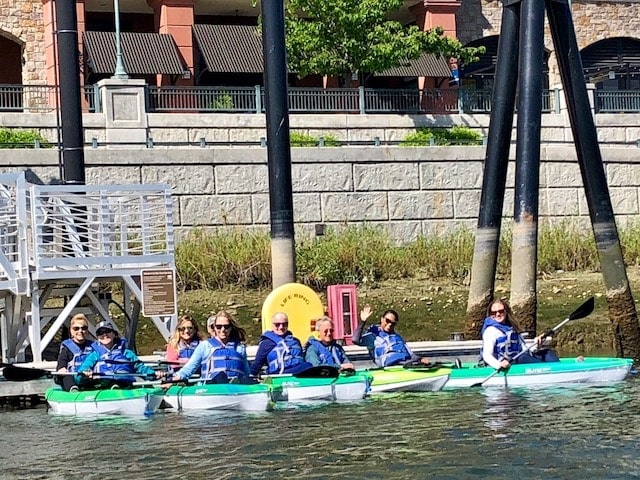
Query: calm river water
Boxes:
[{"xmin": 2, "ymin": 380, "xmax": 640, "ymax": 480}]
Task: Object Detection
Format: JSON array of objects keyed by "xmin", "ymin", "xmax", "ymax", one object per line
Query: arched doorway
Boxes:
[
  {"xmin": 0, "ymin": 34, "xmax": 22, "ymax": 84},
  {"xmin": 460, "ymin": 35, "xmax": 551, "ymax": 91},
  {"xmin": 581, "ymin": 37, "xmax": 640, "ymax": 91}
]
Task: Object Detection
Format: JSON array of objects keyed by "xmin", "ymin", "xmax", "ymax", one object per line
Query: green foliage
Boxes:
[
  {"xmin": 283, "ymin": 0, "xmax": 483, "ymax": 80},
  {"xmin": 0, "ymin": 128, "xmax": 51, "ymax": 148},
  {"xmin": 173, "ymin": 222, "xmax": 640, "ymax": 292},
  {"xmin": 297, "ymin": 225, "xmax": 413, "ymax": 288},
  {"xmin": 290, "ymin": 132, "xmax": 341, "ymax": 147},
  {"xmin": 213, "ymin": 93, "xmax": 234, "ymax": 110},
  {"xmin": 175, "ymin": 229, "xmax": 272, "ymax": 290},
  {"xmin": 400, "ymin": 126, "xmax": 483, "ymax": 146}
]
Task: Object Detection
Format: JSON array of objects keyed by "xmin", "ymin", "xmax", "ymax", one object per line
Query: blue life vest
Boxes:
[
  {"xmin": 62, "ymin": 339, "xmax": 93, "ymax": 372},
  {"xmin": 481, "ymin": 317, "xmax": 523, "ymax": 360},
  {"xmin": 370, "ymin": 326, "xmax": 411, "ymax": 367},
  {"xmin": 201, "ymin": 338, "xmax": 248, "ymax": 382},
  {"xmin": 306, "ymin": 338, "xmax": 346, "ymax": 368},
  {"xmin": 92, "ymin": 338, "xmax": 135, "ymax": 381},
  {"xmin": 262, "ymin": 331, "xmax": 306, "ymax": 374},
  {"xmin": 178, "ymin": 339, "xmax": 200, "ymax": 360}
]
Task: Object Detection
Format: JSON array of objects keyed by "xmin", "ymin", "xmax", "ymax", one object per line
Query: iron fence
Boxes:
[
  {"xmin": 1, "ymin": 83, "xmax": 639, "ymax": 115},
  {"xmin": 0, "ymin": 84, "xmax": 98, "ymax": 113}
]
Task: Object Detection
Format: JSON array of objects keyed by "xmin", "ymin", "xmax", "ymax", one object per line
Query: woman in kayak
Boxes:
[
  {"xmin": 75, "ymin": 320, "xmax": 164, "ymax": 389},
  {"xmin": 304, "ymin": 316, "xmax": 355, "ymax": 371},
  {"xmin": 55, "ymin": 313, "xmax": 95, "ymax": 391},
  {"xmin": 170, "ymin": 311, "xmax": 251, "ymax": 384},
  {"xmin": 250, "ymin": 312, "xmax": 313, "ymax": 376},
  {"xmin": 481, "ymin": 299, "xmax": 560, "ymax": 370},
  {"xmin": 353, "ymin": 306, "xmax": 431, "ymax": 367},
  {"xmin": 165, "ymin": 314, "xmax": 205, "ymax": 367}
]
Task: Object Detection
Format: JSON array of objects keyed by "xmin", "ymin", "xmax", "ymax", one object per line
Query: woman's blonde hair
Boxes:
[
  {"xmin": 167, "ymin": 314, "xmax": 204, "ymax": 351},
  {"xmin": 69, "ymin": 313, "xmax": 88, "ymax": 327},
  {"xmin": 208, "ymin": 310, "xmax": 247, "ymax": 343}
]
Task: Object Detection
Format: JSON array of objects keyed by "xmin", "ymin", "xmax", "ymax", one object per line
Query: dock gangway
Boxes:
[{"xmin": 0, "ymin": 172, "xmax": 177, "ymax": 363}]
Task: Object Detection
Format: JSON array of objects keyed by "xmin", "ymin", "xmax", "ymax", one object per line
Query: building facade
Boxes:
[{"xmin": 0, "ymin": 0, "xmax": 638, "ymax": 92}]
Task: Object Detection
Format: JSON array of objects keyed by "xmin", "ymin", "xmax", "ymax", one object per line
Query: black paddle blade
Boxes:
[
  {"xmin": 2, "ymin": 365, "xmax": 51, "ymax": 382},
  {"xmin": 569, "ymin": 296, "xmax": 595, "ymax": 321},
  {"xmin": 294, "ymin": 365, "xmax": 340, "ymax": 378}
]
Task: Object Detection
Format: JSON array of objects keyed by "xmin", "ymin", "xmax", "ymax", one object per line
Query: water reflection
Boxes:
[{"xmin": 1, "ymin": 381, "xmax": 639, "ymax": 479}]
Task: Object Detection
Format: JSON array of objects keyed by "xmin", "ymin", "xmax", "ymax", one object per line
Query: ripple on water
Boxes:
[{"xmin": 1, "ymin": 380, "xmax": 640, "ymax": 479}]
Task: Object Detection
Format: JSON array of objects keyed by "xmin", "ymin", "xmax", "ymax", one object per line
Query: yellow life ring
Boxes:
[{"xmin": 261, "ymin": 283, "xmax": 324, "ymax": 341}]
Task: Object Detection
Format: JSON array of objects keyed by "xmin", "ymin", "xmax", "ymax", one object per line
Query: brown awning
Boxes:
[
  {"xmin": 83, "ymin": 31, "xmax": 186, "ymax": 75},
  {"xmin": 193, "ymin": 24, "xmax": 264, "ymax": 74},
  {"xmin": 379, "ymin": 53, "xmax": 452, "ymax": 77}
]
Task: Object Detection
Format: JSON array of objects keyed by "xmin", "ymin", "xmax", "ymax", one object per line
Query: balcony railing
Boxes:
[
  {"xmin": 0, "ymin": 84, "xmax": 99, "ymax": 113},
  {"xmin": 1, "ymin": 83, "xmax": 638, "ymax": 115}
]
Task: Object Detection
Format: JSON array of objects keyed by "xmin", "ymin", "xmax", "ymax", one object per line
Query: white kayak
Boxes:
[
  {"xmin": 444, "ymin": 357, "xmax": 634, "ymax": 389},
  {"xmin": 45, "ymin": 386, "xmax": 164, "ymax": 416},
  {"xmin": 163, "ymin": 382, "xmax": 273, "ymax": 412}
]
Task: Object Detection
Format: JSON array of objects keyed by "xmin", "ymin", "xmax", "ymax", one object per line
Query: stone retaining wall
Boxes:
[{"xmin": 3, "ymin": 141, "xmax": 640, "ymax": 242}]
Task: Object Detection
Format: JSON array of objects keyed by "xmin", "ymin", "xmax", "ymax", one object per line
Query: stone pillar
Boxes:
[
  {"xmin": 98, "ymin": 78, "xmax": 148, "ymax": 147},
  {"xmin": 409, "ymin": 0, "xmax": 461, "ymax": 38},
  {"xmin": 147, "ymin": 0, "xmax": 195, "ymax": 86},
  {"xmin": 409, "ymin": 0, "xmax": 462, "ymax": 97}
]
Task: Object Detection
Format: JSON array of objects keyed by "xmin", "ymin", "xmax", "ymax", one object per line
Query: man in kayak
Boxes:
[
  {"xmin": 481, "ymin": 298, "xmax": 560, "ymax": 370},
  {"xmin": 353, "ymin": 306, "xmax": 431, "ymax": 367},
  {"xmin": 304, "ymin": 316, "xmax": 355, "ymax": 371},
  {"xmin": 250, "ymin": 312, "xmax": 313, "ymax": 376}
]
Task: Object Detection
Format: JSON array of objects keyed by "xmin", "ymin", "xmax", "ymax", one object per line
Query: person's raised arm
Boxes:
[{"xmin": 352, "ymin": 306, "xmax": 373, "ymax": 346}]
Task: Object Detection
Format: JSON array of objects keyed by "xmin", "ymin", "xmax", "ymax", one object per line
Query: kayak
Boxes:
[
  {"xmin": 444, "ymin": 357, "xmax": 634, "ymax": 389},
  {"xmin": 368, "ymin": 366, "xmax": 451, "ymax": 393},
  {"xmin": 45, "ymin": 386, "xmax": 165, "ymax": 416},
  {"xmin": 265, "ymin": 371, "xmax": 372, "ymax": 402},
  {"xmin": 163, "ymin": 382, "xmax": 273, "ymax": 412}
]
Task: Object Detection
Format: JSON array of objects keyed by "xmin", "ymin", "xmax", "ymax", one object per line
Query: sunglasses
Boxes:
[
  {"xmin": 273, "ymin": 322, "xmax": 288, "ymax": 328},
  {"xmin": 383, "ymin": 317, "xmax": 397, "ymax": 326},
  {"xmin": 491, "ymin": 309, "xmax": 506, "ymax": 316},
  {"xmin": 71, "ymin": 326, "xmax": 88, "ymax": 332},
  {"xmin": 320, "ymin": 329, "xmax": 334, "ymax": 334},
  {"xmin": 96, "ymin": 329, "xmax": 113, "ymax": 336},
  {"xmin": 214, "ymin": 324, "xmax": 231, "ymax": 331},
  {"xmin": 179, "ymin": 326, "xmax": 195, "ymax": 332}
]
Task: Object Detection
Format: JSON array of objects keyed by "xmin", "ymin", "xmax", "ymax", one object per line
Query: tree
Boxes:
[{"xmin": 284, "ymin": 0, "xmax": 482, "ymax": 85}]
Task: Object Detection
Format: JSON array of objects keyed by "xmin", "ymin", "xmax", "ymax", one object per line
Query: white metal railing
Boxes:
[
  {"xmin": 0, "ymin": 173, "xmax": 30, "ymax": 294},
  {"xmin": 30, "ymin": 183, "xmax": 174, "ymax": 276}
]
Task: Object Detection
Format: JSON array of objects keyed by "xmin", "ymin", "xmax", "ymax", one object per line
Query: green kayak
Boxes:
[
  {"xmin": 265, "ymin": 371, "xmax": 372, "ymax": 402},
  {"xmin": 163, "ymin": 382, "xmax": 273, "ymax": 412},
  {"xmin": 367, "ymin": 366, "xmax": 451, "ymax": 393},
  {"xmin": 45, "ymin": 386, "xmax": 165, "ymax": 416},
  {"xmin": 445, "ymin": 357, "xmax": 634, "ymax": 389}
]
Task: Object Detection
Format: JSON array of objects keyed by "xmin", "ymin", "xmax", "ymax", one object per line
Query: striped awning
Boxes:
[
  {"xmin": 379, "ymin": 53, "xmax": 453, "ymax": 77},
  {"xmin": 83, "ymin": 31, "xmax": 186, "ymax": 75},
  {"xmin": 193, "ymin": 24, "xmax": 264, "ymax": 74}
]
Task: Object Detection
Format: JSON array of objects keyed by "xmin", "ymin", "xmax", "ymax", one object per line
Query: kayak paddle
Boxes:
[{"xmin": 470, "ymin": 296, "xmax": 595, "ymax": 388}]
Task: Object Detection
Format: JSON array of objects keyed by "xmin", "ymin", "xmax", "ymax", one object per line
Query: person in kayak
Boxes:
[
  {"xmin": 55, "ymin": 313, "xmax": 95, "ymax": 391},
  {"xmin": 170, "ymin": 310, "xmax": 251, "ymax": 384},
  {"xmin": 353, "ymin": 306, "xmax": 431, "ymax": 367},
  {"xmin": 75, "ymin": 320, "xmax": 164, "ymax": 389},
  {"xmin": 481, "ymin": 298, "xmax": 560, "ymax": 370},
  {"xmin": 304, "ymin": 316, "xmax": 355, "ymax": 371},
  {"xmin": 250, "ymin": 312, "xmax": 313, "ymax": 376},
  {"xmin": 165, "ymin": 314, "xmax": 205, "ymax": 368}
]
